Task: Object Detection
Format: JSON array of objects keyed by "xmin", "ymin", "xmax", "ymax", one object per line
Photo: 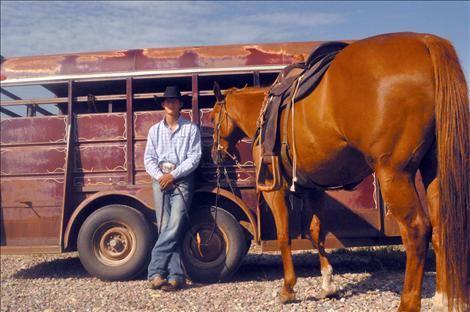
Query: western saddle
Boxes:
[{"xmin": 256, "ymin": 41, "xmax": 349, "ymax": 192}]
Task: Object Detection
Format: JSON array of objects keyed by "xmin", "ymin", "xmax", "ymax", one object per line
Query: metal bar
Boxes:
[
  {"xmin": 0, "ymin": 107, "xmax": 21, "ymax": 117},
  {"xmin": 75, "ymin": 139, "xmax": 127, "ymax": 144},
  {"xmin": 191, "ymin": 74, "xmax": 199, "ymax": 125},
  {"xmin": 59, "ymin": 80, "xmax": 75, "ymax": 251},
  {"xmin": 1, "ymin": 89, "xmax": 253, "ymax": 106},
  {"xmin": 73, "ymin": 169, "xmax": 127, "ymax": 174},
  {"xmin": 76, "ymin": 94, "xmax": 126, "ymax": 102},
  {"xmin": 1, "ymin": 87, "xmax": 21, "ymax": 100},
  {"xmin": 0, "ymin": 141, "xmax": 67, "ymax": 148},
  {"xmin": 1, "ymin": 88, "xmax": 54, "ymax": 115},
  {"xmin": 1, "ymin": 97, "xmax": 68, "ymax": 106},
  {"xmin": 0, "ymin": 172, "xmax": 66, "ymax": 178},
  {"xmin": 0, "ymin": 245, "xmax": 62, "ymax": 255},
  {"xmin": 27, "ymin": 104, "xmax": 37, "ymax": 117},
  {"xmin": 134, "ymin": 91, "xmax": 192, "ymax": 100},
  {"xmin": 1, "ymin": 65, "xmax": 286, "ymax": 86},
  {"xmin": 253, "ymin": 71, "xmax": 260, "ymax": 87},
  {"xmin": 126, "ymin": 78, "xmax": 135, "ymax": 185}
]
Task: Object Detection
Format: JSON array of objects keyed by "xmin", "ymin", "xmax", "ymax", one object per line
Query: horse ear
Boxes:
[{"xmin": 213, "ymin": 82, "xmax": 224, "ymax": 102}]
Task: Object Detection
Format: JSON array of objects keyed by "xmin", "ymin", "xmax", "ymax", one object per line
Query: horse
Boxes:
[{"xmin": 210, "ymin": 32, "xmax": 469, "ymax": 312}]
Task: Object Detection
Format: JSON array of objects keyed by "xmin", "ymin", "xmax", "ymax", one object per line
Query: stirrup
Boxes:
[{"xmin": 256, "ymin": 156, "xmax": 282, "ymax": 192}]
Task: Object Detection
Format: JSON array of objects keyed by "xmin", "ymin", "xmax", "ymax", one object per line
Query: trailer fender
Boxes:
[{"xmin": 63, "ymin": 191, "xmax": 152, "ymax": 250}]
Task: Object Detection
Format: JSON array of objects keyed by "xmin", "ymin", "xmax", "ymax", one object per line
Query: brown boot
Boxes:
[
  {"xmin": 161, "ymin": 279, "xmax": 186, "ymax": 292},
  {"xmin": 148, "ymin": 275, "xmax": 168, "ymax": 290}
]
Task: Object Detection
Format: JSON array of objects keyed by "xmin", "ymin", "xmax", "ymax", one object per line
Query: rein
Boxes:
[{"xmin": 207, "ymin": 99, "xmax": 249, "ymax": 248}]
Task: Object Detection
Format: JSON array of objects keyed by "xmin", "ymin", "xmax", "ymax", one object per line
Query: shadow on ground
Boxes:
[
  {"xmin": 12, "ymin": 256, "xmax": 87, "ymax": 279},
  {"xmin": 10, "ymin": 246, "xmax": 436, "ymax": 299},
  {"xmin": 233, "ymin": 246, "xmax": 436, "ymax": 300}
]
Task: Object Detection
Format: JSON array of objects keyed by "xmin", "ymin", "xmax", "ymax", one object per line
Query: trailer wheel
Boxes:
[
  {"xmin": 181, "ymin": 207, "xmax": 247, "ymax": 283},
  {"xmin": 77, "ymin": 204, "xmax": 154, "ymax": 281}
]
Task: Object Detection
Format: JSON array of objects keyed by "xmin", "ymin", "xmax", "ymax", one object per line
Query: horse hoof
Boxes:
[
  {"xmin": 317, "ymin": 288, "xmax": 337, "ymax": 299},
  {"xmin": 279, "ymin": 289, "xmax": 296, "ymax": 303}
]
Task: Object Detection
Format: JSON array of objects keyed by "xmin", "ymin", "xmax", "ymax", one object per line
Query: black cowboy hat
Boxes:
[
  {"xmin": 154, "ymin": 86, "xmax": 187, "ymax": 106},
  {"xmin": 162, "ymin": 86, "xmax": 183, "ymax": 100}
]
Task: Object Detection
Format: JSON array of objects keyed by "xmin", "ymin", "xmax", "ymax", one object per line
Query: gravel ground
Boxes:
[{"xmin": 1, "ymin": 244, "xmax": 436, "ymax": 312}]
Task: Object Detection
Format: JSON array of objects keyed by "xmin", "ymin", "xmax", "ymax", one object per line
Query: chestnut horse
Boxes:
[{"xmin": 210, "ymin": 33, "xmax": 469, "ymax": 311}]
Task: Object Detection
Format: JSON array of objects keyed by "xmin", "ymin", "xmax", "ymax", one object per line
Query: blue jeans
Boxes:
[{"xmin": 147, "ymin": 175, "xmax": 194, "ymax": 282}]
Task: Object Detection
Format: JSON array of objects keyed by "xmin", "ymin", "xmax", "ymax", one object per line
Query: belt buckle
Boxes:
[{"xmin": 158, "ymin": 161, "xmax": 177, "ymax": 174}]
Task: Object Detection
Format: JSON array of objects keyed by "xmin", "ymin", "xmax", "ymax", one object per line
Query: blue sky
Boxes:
[
  {"xmin": 1, "ymin": 1, "xmax": 468, "ymax": 73},
  {"xmin": 0, "ymin": 1, "xmax": 469, "ymax": 106}
]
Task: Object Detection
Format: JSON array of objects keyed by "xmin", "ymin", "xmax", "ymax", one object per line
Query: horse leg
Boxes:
[
  {"xmin": 425, "ymin": 178, "xmax": 448, "ymax": 311},
  {"xmin": 305, "ymin": 192, "xmax": 337, "ymax": 298},
  {"xmin": 263, "ymin": 187, "xmax": 297, "ymax": 303},
  {"xmin": 376, "ymin": 166, "xmax": 432, "ymax": 312},
  {"xmin": 419, "ymin": 150, "xmax": 447, "ymax": 311}
]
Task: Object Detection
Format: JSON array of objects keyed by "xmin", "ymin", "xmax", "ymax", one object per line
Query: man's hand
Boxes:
[{"xmin": 159, "ymin": 173, "xmax": 175, "ymax": 191}]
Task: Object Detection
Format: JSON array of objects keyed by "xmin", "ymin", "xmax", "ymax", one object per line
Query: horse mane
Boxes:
[
  {"xmin": 225, "ymin": 85, "xmax": 268, "ymax": 96},
  {"xmin": 225, "ymin": 86, "xmax": 268, "ymax": 112}
]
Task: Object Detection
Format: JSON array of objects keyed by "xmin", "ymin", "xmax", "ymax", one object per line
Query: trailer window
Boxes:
[
  {"xmin": 73, "ymin": 79, "xmax": 127, "ymax": 114},
  {"xmin": 1, "ymin": 84, "xmax": 62, "ymax": 118}
]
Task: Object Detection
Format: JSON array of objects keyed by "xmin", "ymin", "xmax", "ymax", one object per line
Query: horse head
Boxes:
[{"xmin": 210, "ymin": 82, "xmax": 245, "ymax": 164}]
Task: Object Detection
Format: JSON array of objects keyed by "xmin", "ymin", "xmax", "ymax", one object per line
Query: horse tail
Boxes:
[{"xmin": 424, "ymin": 34, "xmax": 470, "ymax": 311}]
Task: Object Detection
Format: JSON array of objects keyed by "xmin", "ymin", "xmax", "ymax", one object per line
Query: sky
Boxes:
[{"xmin": 0, "ymin": 1, "xmax": 469, "ymax": 115}]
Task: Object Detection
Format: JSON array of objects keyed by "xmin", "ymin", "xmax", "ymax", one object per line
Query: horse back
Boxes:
[
  {"xmin": 289, "ymin": 33, "xmax": 439, "ymax": 186},
  {"xmin": 312, "ymin": 32, "xmax": 436, "ymax": 165}
]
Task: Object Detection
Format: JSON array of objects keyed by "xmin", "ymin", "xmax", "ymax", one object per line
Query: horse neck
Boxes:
[{"xmin": 227, "ymin": 89, "xmax": 266, "ymax": 138}]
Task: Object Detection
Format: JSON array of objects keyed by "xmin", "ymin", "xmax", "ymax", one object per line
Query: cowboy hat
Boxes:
[{"xmin": 153, "ymin": 86, "xmax": 187, "ymax": 106}]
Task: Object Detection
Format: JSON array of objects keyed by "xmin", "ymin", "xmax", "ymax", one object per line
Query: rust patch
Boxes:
[
  {"xmin": 76, "ymin": 51, "xmax": 128, "ymax": 63},
  {"xmin": 1, "ymin": 146, "xmax": 66, "ymax": 175},
  {"xmin": 142, "ymin": 47, "xmax": 192, "ymax": 58},
  {"xmin": 2, "ymin": 56, "xmax": 64, "ymax": 74},
  {"xmin": 76, "ymin": 113, "xmax": 126, "ymax": 142},
  {"xmin": 1, "ymin": 177, "xmax": 64, "ymax": 206},
  {"xmin": 179, "ymin": 51, "xmax": 198, "ymax": 68},
  {"xmin": 74, "ymin": 143, "xmax": 127, "ymax": 173},
  {"xmin": 1, "ymin": 116, "xmax": 67, "ymax": 145}
]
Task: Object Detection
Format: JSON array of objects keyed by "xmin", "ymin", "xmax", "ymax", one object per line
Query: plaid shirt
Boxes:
[{"xmin": 144, "ymin": 115, "xmax": 202, "ymax": 181}]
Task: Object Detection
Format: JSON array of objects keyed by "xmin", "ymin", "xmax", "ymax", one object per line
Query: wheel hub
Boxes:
[
  {"xmin": 190, "ymin": 227, "xmax": 225, "ymax": 262},
  {"xmin": 93, "ymin": 222, "xmax": 136, "ymax": 266}
]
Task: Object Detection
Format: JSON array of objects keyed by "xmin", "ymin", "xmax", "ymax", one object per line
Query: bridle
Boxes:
[
  {"xmin": 213, "ymin": 98, "xmax": 246, "ymax": 171},
  {"xmin": 206, "ymin": 96, "xmax": 255, "ymax": 249}
]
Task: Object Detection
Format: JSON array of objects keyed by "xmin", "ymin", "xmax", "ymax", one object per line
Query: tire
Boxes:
[
  {"xmin": 243, "ymin": 237, "xmax": 252, "ymax": 257},
  {"xmin": 77, "ymin": 204, "xmax": 155, "ymax": 281},
  {"xmin": 181, "ymin": 206, "xmax": 247, "ymax": 283}
]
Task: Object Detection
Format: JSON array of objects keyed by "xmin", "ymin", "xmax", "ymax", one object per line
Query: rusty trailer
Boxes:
[{"xmin": 0, "ymin": 41, "xmax": 406, "ymax": 281}]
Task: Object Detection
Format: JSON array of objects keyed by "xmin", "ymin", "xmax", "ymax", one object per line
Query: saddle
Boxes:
[{"xmin": 256, "ymin": 41, "xmax": 349, "ymax": 191}]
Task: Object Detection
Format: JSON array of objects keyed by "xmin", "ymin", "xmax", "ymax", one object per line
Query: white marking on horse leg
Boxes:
[
  {"xmin": 432, "ymin": 292, "xmax": 448, "ymax": 312},
  {"xmin": 321, "ymin": 264, "xmax": 337, "ymax": 294}
]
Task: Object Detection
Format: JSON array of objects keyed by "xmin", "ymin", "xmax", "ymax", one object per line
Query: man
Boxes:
[{"xmin": 144, "ymin": 86, "xmax": 202, "ymax": 291}]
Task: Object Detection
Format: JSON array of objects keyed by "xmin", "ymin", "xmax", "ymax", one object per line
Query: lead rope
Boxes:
[{"xmin": 289, "ymin": 75, "xmax": 303, "ymax": 192}]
